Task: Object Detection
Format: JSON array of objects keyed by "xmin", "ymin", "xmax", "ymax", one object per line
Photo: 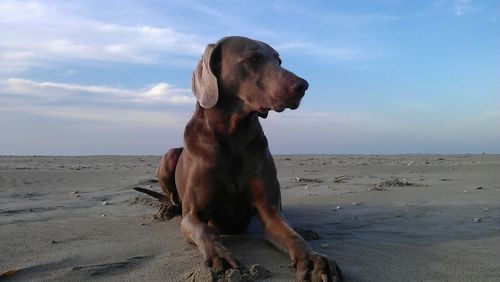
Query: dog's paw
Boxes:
[
  {"xmin": 295, "ymin": 252, "xmax": 343, "ymax": 282},
  {"xmin": 203, "ymin": 243, "xmax": 239, "ymax": 273},
  {"xmin": 154, "ymin": 202, "xmax": 180, "ymax": 220}
]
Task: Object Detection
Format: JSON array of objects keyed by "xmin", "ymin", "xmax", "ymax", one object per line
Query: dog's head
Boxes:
[{"xmin": 192, "ymin": 36, "xmax": 308, "ymax": 118}]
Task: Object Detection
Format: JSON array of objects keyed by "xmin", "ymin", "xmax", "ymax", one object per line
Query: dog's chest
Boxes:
[{"xmin": 216, "ymin": 155, "xmax": 255, "ymax": 195}]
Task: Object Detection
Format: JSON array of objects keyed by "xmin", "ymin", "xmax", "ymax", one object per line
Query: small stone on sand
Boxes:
[
  {"xmin": 250, "ymin": 264, "xmax": 271, "ymax": 279},
  {"xmin": 225, "ymin": 268, "xmax": 242, "ymax": 282},
  {"xmin": 483, "ymin": 208, "xmax": 489, "ymax": 212},
  {"xmin": 474, "ymin": 186, "xmax": 483, "ymax": 190},
  {"xmin": 102, "ymin": 201, "xmax": 108, "ymax": 205},
  {"xmin": 336, "ymin": 205, "xmax": 341, "ymax": 210},
  {"xmin": 352, "ymin": 202, "xmax": 359, "ymax": 206},
  {"xmin": 473, "ymin": 217, "xmax": 481, "ymax": 223}
]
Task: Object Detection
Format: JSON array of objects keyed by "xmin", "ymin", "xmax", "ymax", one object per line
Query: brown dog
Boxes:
[{"xmin": 137, "ymin": 36, "xmax": 343, "ymax": 281}]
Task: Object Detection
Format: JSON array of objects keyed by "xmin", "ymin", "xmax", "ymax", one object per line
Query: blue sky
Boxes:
[{"xmin": 0, "ymin": 0, "xmax": 498, "ymax": 155}]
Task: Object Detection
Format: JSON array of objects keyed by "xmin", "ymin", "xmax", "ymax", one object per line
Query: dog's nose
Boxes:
[{"xmin": 292, "ymin": 78, "xmax": 309, "ymax": 93}]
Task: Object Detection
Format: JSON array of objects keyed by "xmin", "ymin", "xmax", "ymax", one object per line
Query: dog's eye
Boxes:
[
  {"xmin": 247, "ymin": 53, "xmax": 263, "ymax": 63},
  {"xmin": 248, "ymin": 56, "xmax": 260, "ymax": 63}
]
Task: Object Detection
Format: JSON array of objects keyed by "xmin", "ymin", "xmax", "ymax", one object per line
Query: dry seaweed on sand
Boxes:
[
  {"xmin": 293, "ymin": 177, "xmax": 323, "ymax": 183},
  {"xmin": 181, "ymin": 264, "xmax": 271, "ymax": 282},
  {"xmin": 369, "ymin": 178, "xmax": 423, "ymax": 190},
  {"xmin": 331, "ymin": 175, "xmax": 349, "ymax": 183}
]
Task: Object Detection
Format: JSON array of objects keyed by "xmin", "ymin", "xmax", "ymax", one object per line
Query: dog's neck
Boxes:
[{"xmin": 195, "ymin": 100, "xmax": 262, "ymax": 138}]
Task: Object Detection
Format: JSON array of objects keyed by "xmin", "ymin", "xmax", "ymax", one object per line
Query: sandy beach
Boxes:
[{"xmin": 0, "ymin": 154, "xmax": 499, "ymax": 281}]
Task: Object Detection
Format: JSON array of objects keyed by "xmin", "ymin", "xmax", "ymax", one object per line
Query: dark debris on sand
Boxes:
[
  {"xmin": 369, "ymin": 178, "xmax": 425, "ymax": 190},
  {"xmin": 128, "ymin": 178, "xmax": 181, "ymax": 221},
  {"xmin": 182, "ymin": 264, "xmax": 271, "ymax": 282}
]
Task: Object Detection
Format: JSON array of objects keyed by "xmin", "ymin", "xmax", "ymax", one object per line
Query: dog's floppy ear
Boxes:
[{"xmin": 191, "ymin": 43, "xmax": 221, "ymax": 108}]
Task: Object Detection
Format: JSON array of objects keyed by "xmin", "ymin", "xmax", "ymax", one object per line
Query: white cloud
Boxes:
[
  {"xmin": 0, "ymin": 1, "xmax": 205, "ymax": 74},
  {"xmin": 275, "ymin": 42, "xmax": 375, "ymax": 61},
  {"xmin": 272, "ymin": 2, "xmax": 417, "ymax": 25},
  {"xmin": 0, "ymin": 77, "xmax": 194, "ymax": 133},
  {"xmin": 0, "ymin": 51, "xmax": 38, "ymax": 74},
  {"xmin": 260, "ymin": 109, "xmax": 406, "ymax": 154},
  {"xmin": 454, "ymin": 0, "xmax": 480, "ymax": 16},
  {"xmin": 0, "ymin": 76, "xmax": 195, "ymax": 132},
  {"xmin": 0, "ymin": 104, "xmax": 189, "ymax": 128},
  {"xmin": 259, "ymin": 104, "xmax": 500, "ymax": 154},
  {"xmin": 0, "ymin": 78, "xmax": 195, "ymax": 105},
  {"xmin": 265, "ymin": 110, "xmax": 401, "ymax": 135},
  {"xmin": 482, "ymin": 111, "xmax": 500, "ymax": 118},
  {"xmin": 141, "ymin": 83, "xmax": 194, "ymax": 104},
  {"xmin": 0, "ymin": 1, "xmax": 392, "ymax": 75}
]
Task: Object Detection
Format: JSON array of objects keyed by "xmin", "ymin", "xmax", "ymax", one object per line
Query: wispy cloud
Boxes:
[
  {"xmin": 0, "ymin": 1, "xmax": 205, "ymax": 74},
  {"xmin": 431, "ymin": 0, "xmax": 448, "ymax": 9},
  {"xmin": 261, "ymin": 106, "xmax": 500, "ymax": 154},
  {"xmin": 276, "ymin": 42, "xmax": 376, "ymax": 61},
  {"xmin": 262, "ymin": 110, "xmax": 410, "ymax": 154},
  {"xmin": 0, "ymin": 77, "xmax": 194, "ymax": 133},
  {"xmin": 266, "ymin": 110, "xmax": 401, "ymax": 135},
  {"xmin": 454, "ymin": 0, "xmax": 481, "ymax": 16},
  {"xmin": 271, "ymin": 2, "xmax": 418, "ymax": 25},
  {"xmin": 0, "ymin": 0, "xmax": 394, "ymax": 75},
  {"xmin": 1, "ymin": 0, "xmax": 497, "ymax": 155},
  {"xmin": 0, "ymin": 78, "xmax": 194, "ymax": 105},
  {"xmin": 0, "ymin": 103, "xmax": 190, "ymax": 128}
]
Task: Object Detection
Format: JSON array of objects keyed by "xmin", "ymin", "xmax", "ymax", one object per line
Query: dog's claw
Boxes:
[
  {"xmin": 296, "ymin": 252, "xmax": 343, "ymax": 282},
  {"xmin": 203, "ymin": 243, "xmax": 239, "ymax": 274}
]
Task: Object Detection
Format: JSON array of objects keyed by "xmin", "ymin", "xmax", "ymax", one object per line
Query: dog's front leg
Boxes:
[
  {"xmin": 181, "ymin": 211, "xmax": 238, "ymax": 272},
  {"xmin": 259, "ymin": 207, "xmax": 343, "ymax": 281},
  {"xmin": 251, "ymin": 180, "xmax": 343, "ymax": 282}
]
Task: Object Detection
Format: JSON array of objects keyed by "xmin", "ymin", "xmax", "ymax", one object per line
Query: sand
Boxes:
[{"xmin": 1, "ymin": 154, "xmax": 499, "ymax": 281}]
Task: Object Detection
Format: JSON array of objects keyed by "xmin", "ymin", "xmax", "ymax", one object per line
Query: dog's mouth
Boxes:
[
  {"xmin": 288, "ymin": 101, "xmax": 300, "ymax": 110},
  {"xmin": 255, "ymin": 93, "xmax": 303, "ymax": 119},
  {"xmin": 273, "ymin": 100, "xmax": 301, "ymax": 112},
  {"xmin": 257, "ymin": 107, "xmax": 270, "ymax": 118},
  {"xmin": 256, "ymin": 100, "xmax": 301, "ymax": 118}
]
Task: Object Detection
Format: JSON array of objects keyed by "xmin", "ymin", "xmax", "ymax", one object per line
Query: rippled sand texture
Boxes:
[{"xmin": 1, "ymin": 155, "xmax": 499, "ymax": 281}]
